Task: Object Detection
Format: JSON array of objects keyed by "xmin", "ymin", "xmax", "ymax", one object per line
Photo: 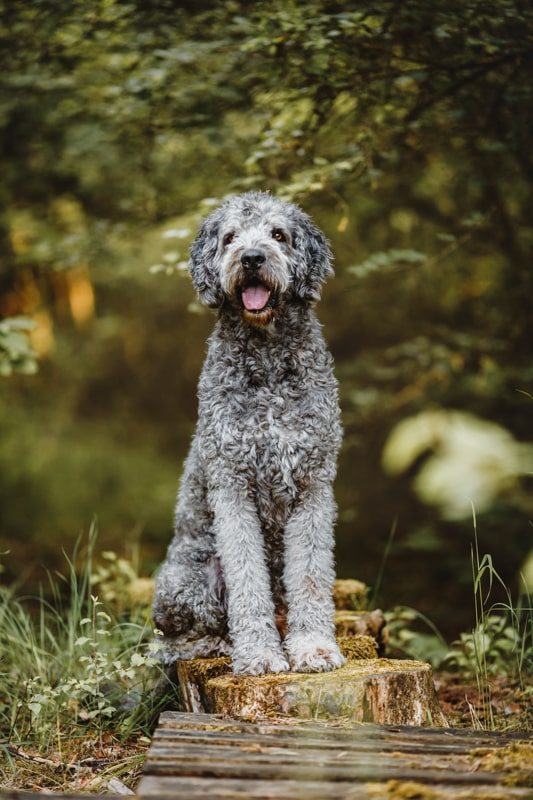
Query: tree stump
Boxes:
[
  {"xmin": 171, "ymin": 578, "xmax": 444, "ymax": 726},
  {"xmin": 176, "ymin": 652, "xmax": 447, "ymax": 727}
]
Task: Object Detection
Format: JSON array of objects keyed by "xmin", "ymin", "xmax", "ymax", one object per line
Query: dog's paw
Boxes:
[
  {"xmin": 232, "ymin": 647, "xmax": 290, "ymax": 676},
  {"xmin": 285, "ymin": 633, "xmax": 345, "ymax": 673}
]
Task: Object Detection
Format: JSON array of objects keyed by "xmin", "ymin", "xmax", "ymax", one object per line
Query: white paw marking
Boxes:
[
  {"xmin": 285, "ymin": 634, "xmax": 345, "ymax": 673},
  {"xmin": 232, "ymin": 648, "xmax": 290, "ymax": 676}
]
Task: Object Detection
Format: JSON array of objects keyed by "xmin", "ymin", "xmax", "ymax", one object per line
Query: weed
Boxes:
[
  {"xmin": 383, "ymin": 512, "xmax": 532, "ymax": 731},
  {"xmin": 441, "ymin": 509, "xmax": 532, "ymax": 728},
  {"xmin": 0, "ymin": 525, "xmax": 178, "ymax": 790}
]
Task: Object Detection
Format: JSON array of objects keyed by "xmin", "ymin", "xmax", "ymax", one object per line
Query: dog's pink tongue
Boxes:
[{"xmin": 242, "ymin": 285, "xmax": 270, "ymax": 311}]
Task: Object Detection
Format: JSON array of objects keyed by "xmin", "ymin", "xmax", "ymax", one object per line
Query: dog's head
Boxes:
[{"xmin": 189, "ymin": 192, "xmax": 333, "ymax": 326}]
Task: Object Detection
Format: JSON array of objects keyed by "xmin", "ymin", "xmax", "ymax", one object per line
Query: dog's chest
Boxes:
[
  {"xmin": 241, "ymin": 382, "xmax": 312, "ymax": 465},
  {"xmin": 199, "ymin": 327, "xmax": 340, "ymax": 498},
  {"xmin": 247, "ymin": 388, "xmax": 308, "ymax": 519},
  {"xmin": 211, "ymin": 379, "xmax": 331, "ymax": 491}
]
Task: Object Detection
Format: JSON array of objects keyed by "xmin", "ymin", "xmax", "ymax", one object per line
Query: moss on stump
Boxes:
[{"xmin": 338, "ymin": 634, "xmax": 378, "ymax": 659}]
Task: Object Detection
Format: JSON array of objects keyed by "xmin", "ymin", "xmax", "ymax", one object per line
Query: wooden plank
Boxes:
[
  {"xmin": 142, "ymin": 750, "xmax": 503, "ymax": 784},
  {"xmin": 151, "ymin": 727, "xmax": 503, "ymax": 755},
  {"xmin": 138, "ymin": 775, "xmax": 532, "ymax": 799},
  {"xmin": 146, "ymin": 740, "xmax": 477, "ymax": 767},
  {"xmin": 143, "ymin": 737, "xmax": 514, "ymax": 783},
  {"xmin": 157, "ymin": 710, "xmax": 529, "ymax": 746},
  {"xmin": 140, "ymin": 711, "xmax": 532, "ymax": 800}
]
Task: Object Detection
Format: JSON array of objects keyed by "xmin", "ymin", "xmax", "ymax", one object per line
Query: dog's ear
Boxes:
[
  {"xmin": 291, "ymin": 215, "xmax": 333, "ymax": 302},
  {"xmin": 189, "ymin": 216, "xmax": 224, "ymax": 308}
]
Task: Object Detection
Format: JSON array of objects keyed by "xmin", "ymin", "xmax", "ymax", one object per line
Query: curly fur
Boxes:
[{"xmin": 153, "ymin": 191, "xmax": 344, "ymax": 675}]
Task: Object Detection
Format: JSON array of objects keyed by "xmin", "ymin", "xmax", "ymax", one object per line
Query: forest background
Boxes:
[{"xmin": 1, "ymin": 0, "xmax": 532, "ymax": 640}]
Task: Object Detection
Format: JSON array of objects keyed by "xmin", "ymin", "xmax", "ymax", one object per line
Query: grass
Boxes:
[
  {"xmin": 440, "ymin": 508, "xmax": 532, "ymax": 730},
  {"xmin": 0, "ymin": 525, "xmax": 178, "ymax": 793},
  {"xmin": 383, "ymin": 511, "xmax": 532, "ymax": 732}
]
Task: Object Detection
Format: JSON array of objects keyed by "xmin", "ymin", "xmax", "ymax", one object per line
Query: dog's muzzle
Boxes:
[{"xmin": 236, "ymin": 250, "xmax": 279, "ymax": 319}]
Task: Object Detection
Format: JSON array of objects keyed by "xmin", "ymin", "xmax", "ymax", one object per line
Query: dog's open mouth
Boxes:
[{"xmin": 239, "ymin": 279, "xmax": 276, "ymax": 314}]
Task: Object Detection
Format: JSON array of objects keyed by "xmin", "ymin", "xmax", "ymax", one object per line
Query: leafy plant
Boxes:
[
  {"xmin": 383, "ymin": 512, "xmax": 532, "ymax": 730},
  {"xmin": 442, "ymin": 613, "xmax": 527, "ymax": 678},
  {"xmin": 385, "ymin": 605, "xmax": 448, "ymax": 668},
  {"xmin": 440, "ymin": 512, "xmax": 532, "ymax": 727},
  {"xmin": 0, "ymin": 527, "xmax": 176, "ymax": 758}
]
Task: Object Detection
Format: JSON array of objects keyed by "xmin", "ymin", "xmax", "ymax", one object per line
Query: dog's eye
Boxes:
[
  {"xmin": 272, "ymin": 229, "xmax": 286, "ymax": 243},
  {"xmin": 223, "ymin": 232, "xmax": 234, "ymax": 247}
]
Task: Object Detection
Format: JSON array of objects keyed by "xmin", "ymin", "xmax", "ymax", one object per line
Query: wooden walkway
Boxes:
[
  {"xmin": 1, "ymin": 712, "xmax": 531, "ymax": 799},
  {"xmin": 138, "ymin": 711, "xmax": 533, "ymax": 799}
]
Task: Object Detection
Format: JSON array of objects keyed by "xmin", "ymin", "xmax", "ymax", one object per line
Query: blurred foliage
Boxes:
[
  {"xmin": 92, "ymin": 549, "xmax": 154, "ymax": 620},
  {"xmin": 385, "ymin": 605, "xmax": 449, "ymax": 667},
  {"xmin": 0, "ymin": 316, "xmax": 37, "ymax": 375},
  {"xmin": 1, "ymin": 0, "xmax": 532, "ymax": 634},
  {"xmin": 383, "ymin": 409, "xmax": 533, "ymax": 519}
]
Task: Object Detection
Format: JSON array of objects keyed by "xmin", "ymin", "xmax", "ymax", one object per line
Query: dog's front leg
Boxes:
[
  {"xmin": 210, "ymin": 486, "xmax": 290, "ymax": 675},
  {"xmin": 283, "ymin": 483, "xmax": 345, "ymax": 672}
]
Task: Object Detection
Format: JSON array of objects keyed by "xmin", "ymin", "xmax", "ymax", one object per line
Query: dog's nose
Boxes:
[{"xmin": 241, "ymin": 250, "xmax": 265, "ymax": 271}]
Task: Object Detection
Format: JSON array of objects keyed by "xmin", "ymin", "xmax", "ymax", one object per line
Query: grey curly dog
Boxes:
[{"xmin": 153, "ymin": 191, "xmax": 345, "ymax": 675}]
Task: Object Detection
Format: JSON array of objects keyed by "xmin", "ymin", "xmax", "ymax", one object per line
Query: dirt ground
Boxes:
[{"xmin": 434, "ymin": 671, "xmax": 532, "ymax": 732}]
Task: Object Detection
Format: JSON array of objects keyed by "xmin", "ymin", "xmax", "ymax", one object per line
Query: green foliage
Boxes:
[
  {"xmin": 2, "ymin": 1, "xmax": 531, "ymax": 255},
  {"xmin": 0, "ymin": 317, "xmax": 37, "ymax": 376},
  {"xmin": 443, "ymin": 521, "xmax": 533, "ymax": 699},
  {"xmin": 442, "ymin": 613, "xmax": 528, "ymax": 678},
  {"xmin": 1, "ymin": 0, "xmax": 532, "ymax": 634},
  {"xmin": 385, "ymin": 606, "xmax": 448, "ymax": 668},
  {"xmin": 0, "ymin": 530, "xmax": 176, "ymax": 755}
]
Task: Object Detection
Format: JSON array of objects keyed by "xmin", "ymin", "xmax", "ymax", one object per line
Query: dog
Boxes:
[{"xmin": 153, "ymin": 191, "xmax": 344, "ymax": 675}]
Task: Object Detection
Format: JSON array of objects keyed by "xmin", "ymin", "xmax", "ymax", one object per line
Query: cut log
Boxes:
[
  {"xmin": 332, "ymin": 578, "xmax": 369, "ymax": 610},
  {"xmin": 176, "ymin": 654, "xmax": 447, "ymax": 727},
  {"xmin": 335, "ymin": 609, "xmax": 388, "ymax": 653}
]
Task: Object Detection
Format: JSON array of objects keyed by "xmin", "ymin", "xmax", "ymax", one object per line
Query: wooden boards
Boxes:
[{"xmin": 138, "ymin": 711, "xmax": 533, "ymax": 799}]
